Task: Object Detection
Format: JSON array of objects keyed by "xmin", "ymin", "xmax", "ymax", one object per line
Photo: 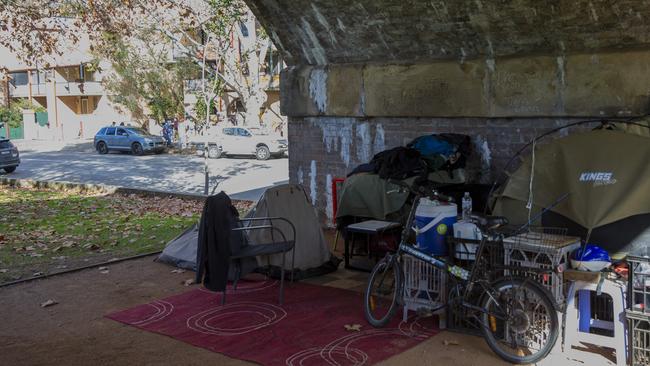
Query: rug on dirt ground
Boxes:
[{"xmin": 106, "ymin": 278, "xmax": 439, "ymax": 365}]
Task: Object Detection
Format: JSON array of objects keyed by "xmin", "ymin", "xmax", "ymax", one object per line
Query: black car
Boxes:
[{"xmin": 0, "ymin": 139, "xmax": 20, "ymax": 173}]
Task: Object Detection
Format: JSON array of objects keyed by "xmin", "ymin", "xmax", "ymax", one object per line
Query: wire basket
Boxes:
[
  {"xmin": 627, "ymin": 311, "xmax": 650, "ymax": 366},
  {"xmin": 502, "ymin": 227, "xmax": 581, "ymax": 305},
  {"xmin": 445, "ymin": 237, "xmax": 503, "ymax": 333},
  {"xmin": 401, "ymin": 255, "xmax": 446, "ymax": 323},
  {"xmin": 505, "ymin": 227, "xmax": 572, "ymax": 252},
  {"xmin": 448, "ymin": 237, "xmax": 504, "ymax": 281},
  {"xmin": 628, "ymin": 255, "xmax": 650, "ymax": 315}
]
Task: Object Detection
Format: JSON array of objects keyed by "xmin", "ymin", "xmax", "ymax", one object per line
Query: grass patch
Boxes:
[{"xmin": 0, "ymin": 186, "xmax": 251, "ymax": 283}]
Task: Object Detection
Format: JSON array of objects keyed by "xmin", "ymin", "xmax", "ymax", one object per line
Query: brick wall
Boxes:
[{"xmin": 288, "ymin": 116, "xmax": 589, "ymax": 224}]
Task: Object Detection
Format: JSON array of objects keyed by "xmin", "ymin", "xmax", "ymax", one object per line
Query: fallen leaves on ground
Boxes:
[
  {"xmin": 442, "ymin": 339, "xmax": 460, "ymax": 346},
  {"xmin": 0, "ymin": 186, "xmax": 250, "ymax": 284},
  {"xmin": 182, "ymin": 279, "xmax": 195, "ymax": 286},
  {"xmin": 40, "ymin": 299, "xmax": 58, "ymax": 308},
  {"xmin": 344, "ymin": 324, "xmax": 362, "ymax": 332}
]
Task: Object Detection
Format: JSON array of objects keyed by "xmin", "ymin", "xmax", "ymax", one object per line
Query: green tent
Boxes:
[{"xmin": 494, "ymin": 129, "xmax": 650, "ymax": 256}]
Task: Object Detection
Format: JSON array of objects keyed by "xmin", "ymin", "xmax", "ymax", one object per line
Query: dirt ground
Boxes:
[{"xmin": 0, "ymin": 254, "xmax": 512, "ymax": 366}]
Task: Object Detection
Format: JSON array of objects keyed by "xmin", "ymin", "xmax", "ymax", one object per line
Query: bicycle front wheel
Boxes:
[
  {"xmin": 480, "ymin": 277, "xmax": 559, "ymax": 364},
  {"xmin": 364, "ymin": 256, "xmax": 402, "ymax": 327}
]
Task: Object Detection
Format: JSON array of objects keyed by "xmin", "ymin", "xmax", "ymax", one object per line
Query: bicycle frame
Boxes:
[
  {"xmin": 390, "ymin": 191, "xmax": 511, "ymax": 322},
  {"xmin": 368, "ymin": 184, "xmax": 561, "ymax": 363}
]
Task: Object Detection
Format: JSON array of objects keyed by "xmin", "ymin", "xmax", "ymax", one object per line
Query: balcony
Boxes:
[
  {"xmin": 8, "ymin": 81, "xmax": 103, "ymax": 98},
  {"xmin": 55, "ymin": 81, "xmax": 103, "ymax": 96},
  {"xmin": 8, "ymin": 83, "xmax": 47, "ymax": 97}
]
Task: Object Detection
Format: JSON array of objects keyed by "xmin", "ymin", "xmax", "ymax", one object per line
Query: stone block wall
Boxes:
[{"xmin": 288, "ymin": 116, "xmax": 590, "ymax": 224}]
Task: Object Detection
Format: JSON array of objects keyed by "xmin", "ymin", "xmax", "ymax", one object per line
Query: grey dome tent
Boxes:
[
  {"xmin": 493, "ymin": 128, "xmax": 650, "ymax": 256},
  {"xmin": 158, "ymin": 184, "xmax": 337, "ymax": 277},
  {"xmin": 157, "ymin": 224, "xmax": 199, "ymax": 270},
  {"xmin": 245, "ymin": 184, "xmax": 336, "ymax": 276}
]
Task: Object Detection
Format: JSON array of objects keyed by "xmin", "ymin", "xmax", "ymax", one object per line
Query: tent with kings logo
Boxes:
[{"xmin": 492, "ymin": 128, "xmax": 650, "ymax": 256}]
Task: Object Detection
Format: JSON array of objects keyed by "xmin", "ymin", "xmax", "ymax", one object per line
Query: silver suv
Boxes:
[
  {"xmin": 0, "ymin": 139, "xmax": 20, "ymax": 173},
  {"xmin": 94, "ymin": 126, "xmax": 166, "ymax": 155}
]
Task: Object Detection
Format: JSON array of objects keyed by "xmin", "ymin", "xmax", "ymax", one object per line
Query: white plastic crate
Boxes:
[
  {"xmin": 502, "ymin": 229, "xmax": 581, "ymax": 305},
  {"xmin": 401, "ymin": 255, "xmax": 446, "ymax": 327}
]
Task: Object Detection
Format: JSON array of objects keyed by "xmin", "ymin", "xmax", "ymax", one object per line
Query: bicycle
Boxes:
[{"xmin": 363, "ymin": 180, "xmax": 559, "ymax": 364}]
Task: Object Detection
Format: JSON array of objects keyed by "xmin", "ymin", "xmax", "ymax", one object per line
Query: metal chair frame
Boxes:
[{"xmin": 223, "ymin": 217, "xmax": 296, "ymax": 305}]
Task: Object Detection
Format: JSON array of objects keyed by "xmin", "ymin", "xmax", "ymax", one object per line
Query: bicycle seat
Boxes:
[{"xmin": 469, "ymin": 213, "xmax": 508, "ymax": 232}]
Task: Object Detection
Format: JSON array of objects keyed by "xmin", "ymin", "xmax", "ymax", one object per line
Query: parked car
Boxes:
[
  {"xmin": 94, "ymin": 126, "xmax": 166, "ymax": 156},
  {"xmin": 188, "ymin": 127, "xmax": 223, "ymax": 159},
  {"xmin": 0, "ymin": 138, "xmax": 20, "ymax": 173},
  {"xmin": 219, "ymin": 126, "xmax": 287, "ymax": 160},
  {"xmin": 188, "ymin": 125, "xmax": 287, "ymax": 160}
]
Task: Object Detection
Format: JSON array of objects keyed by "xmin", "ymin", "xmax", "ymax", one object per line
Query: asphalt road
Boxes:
[{"xmin": 3, "ymin": 141, "xmax": 288, "ymax": 201}]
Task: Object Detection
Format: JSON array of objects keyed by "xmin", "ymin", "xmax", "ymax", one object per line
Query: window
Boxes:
[
  {"xmin": 97, "ymin": 128, "xmax": 107, "ymax": 135},
  {"xmin": 116, "ymin": 128, "xmax": 128, "ymax": 136},
  {"xmin": 126, "ymin": 128, "xmax": 148, "ymax": 136},
  {"xmin": 80, "ymin": 97, "xmax": 89, "ymax": 114},
  {"xmin": 9, "ymin": 72, "xmax": 28, "ymax": 86},
  {"xmin": 0, "ymin": 140, "xmax": 12, "ymax": 149},
  {"xmin": 239, "ymin": 22, "xmax": 249, "ymax": 37},
  {"xmin": 237, "ymin": 128, "xmax": 251, "ymax": 137},
  {"xmin": 223, "ymin": 128, "xmax": 235, "ymax": 136},
  {"xmin": 106, "ymin": 127, "xmax": 116, "ymax": 136},
  {"xmin": 80, "ymin": 63, "xmax": 96, "ymax": 82}
]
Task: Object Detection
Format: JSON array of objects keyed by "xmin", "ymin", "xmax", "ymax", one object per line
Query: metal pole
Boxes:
[
  {"xmin": 204, "ymin": 156, "xmax": 209, "ymax": 196},
  {"xmin": 202, "ymin": 36, "xmax": 211, "ymax": 197}
]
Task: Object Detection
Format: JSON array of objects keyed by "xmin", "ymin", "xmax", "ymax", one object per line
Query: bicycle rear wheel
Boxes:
[
  {"xmin": 364, "ymin": 255, "xmax": 402, "ymax": 327},
  {"xmin": 479, "ymin": 277, "xmax": 559, "ymax": 364}
]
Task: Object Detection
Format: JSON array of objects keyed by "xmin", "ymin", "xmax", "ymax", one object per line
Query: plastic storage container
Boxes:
[
  {"xmin": 453, "ymin": 221, "xmax": 481, "ymax": 260},
  {"xmin": 414, "ymin": 199, "xmax": 457, "ymax": 256}
]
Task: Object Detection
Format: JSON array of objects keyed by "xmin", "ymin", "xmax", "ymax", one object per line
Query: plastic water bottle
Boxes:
[{"xmin": 461, "ymin": 192, "xmax": 472, "ymax": 221}]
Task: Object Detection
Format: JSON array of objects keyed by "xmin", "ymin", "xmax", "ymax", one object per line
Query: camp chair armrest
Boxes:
[
  {"xmin": 237, "ymin": 217, "xmax": 296, "ymax": 243},
  {"xmin": 232, "ymin": 225, "xmax": 273, "ymax": 231}
]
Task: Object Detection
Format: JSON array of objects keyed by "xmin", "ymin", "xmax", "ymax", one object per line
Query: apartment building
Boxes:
[{"xmin": 2, "ymin": 42, "xmax": 132, "ymax": 141}]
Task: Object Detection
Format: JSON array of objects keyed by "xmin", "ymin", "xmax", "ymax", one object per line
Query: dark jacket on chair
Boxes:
[{"xmin": 195, "ymin": 192, "xmax": 241, "ymax": 291}]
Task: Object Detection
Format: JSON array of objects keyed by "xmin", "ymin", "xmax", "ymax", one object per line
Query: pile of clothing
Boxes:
[
  {"xmin": 348, "ymin": 133, "xmax": 471, "ymax": 180},
  {"xmin": 336, "ymin": 133, "xmax": 471, "ymax": 222}
]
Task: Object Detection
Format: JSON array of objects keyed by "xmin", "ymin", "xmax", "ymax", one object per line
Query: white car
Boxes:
[
  {"xmin": 191, "ymin": 125, "xmax": 287, "ymax": 160},
  {"xmin": 219, "ymin": 126, "xmax": 287, "ymax": 160}
]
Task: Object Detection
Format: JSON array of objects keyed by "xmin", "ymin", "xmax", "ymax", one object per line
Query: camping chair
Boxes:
[{"xmin": 224, "ymin": 217, "xmax": 296, "ymax": 306}]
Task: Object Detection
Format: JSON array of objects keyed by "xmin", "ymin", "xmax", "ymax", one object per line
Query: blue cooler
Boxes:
[{"xmin": 414, "ymin": 199, "xmax": 457, "ymax": 255}]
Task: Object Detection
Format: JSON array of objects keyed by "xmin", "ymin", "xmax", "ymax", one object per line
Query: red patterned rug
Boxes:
[{"xmin": 106, "ymin": 278, "xmax": 438, "ymax": 365}]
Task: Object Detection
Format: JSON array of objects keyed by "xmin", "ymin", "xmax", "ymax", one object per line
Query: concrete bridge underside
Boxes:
[{"xmin": 245, "ymin": 0, "xmax": 650, "ymax": 220}]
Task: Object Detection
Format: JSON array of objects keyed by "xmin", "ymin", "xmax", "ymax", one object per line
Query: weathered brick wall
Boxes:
[{"xmin": 288, "ymin": 116, "xmax": 589, "ymax": 224}]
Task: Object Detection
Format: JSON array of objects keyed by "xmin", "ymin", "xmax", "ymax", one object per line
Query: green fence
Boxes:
[
  {"xmin": 1, "ymin": 123, "xmax": 24, "ymax": 140},
  {"xmin": 9, "ymin": 124, "xmax": 24, "ymax": 140}
]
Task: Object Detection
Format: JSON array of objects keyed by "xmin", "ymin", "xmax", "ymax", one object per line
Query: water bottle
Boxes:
[{"xmin": 461, "ymin": 192, "xmax": 472, "ymax": 221}]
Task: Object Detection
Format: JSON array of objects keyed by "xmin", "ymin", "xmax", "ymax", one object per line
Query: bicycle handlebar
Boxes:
[{"xmin": 387, "ymin": 179, "xmax": 454, "ymax": 203}]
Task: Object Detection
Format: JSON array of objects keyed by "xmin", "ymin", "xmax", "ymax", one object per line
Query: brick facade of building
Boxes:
[{"xmin": 288, "ymin": 116, "xmax": 588, "ymax": 224}]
